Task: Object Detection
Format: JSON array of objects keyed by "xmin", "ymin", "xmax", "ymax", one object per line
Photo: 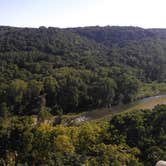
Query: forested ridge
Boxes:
[
  {"xmin": 0, "ymin": 26, "xmax": 166, "ymax": 165},
  {"xmin": 0, "ymin": 26, "xmax": 166, "ymax": 116}
]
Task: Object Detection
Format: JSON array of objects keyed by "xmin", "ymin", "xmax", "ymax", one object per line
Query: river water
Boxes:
[{"xmin": 82, "ymin": 94, "xmax": 166, "ymax": 121}]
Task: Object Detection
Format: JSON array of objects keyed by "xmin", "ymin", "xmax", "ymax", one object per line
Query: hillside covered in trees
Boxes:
[
  {"xmin": 0, "ymin": 26, "xmax": 165, "ymax": 165},
  {"xmin": 0, "ymin": 26, "xmax": 166, "ymax": 116}
]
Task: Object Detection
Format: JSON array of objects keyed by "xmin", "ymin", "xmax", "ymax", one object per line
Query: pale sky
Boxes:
[{"xmin": 1, "ymin": 0, "xmax": 166, "ymax": 28}]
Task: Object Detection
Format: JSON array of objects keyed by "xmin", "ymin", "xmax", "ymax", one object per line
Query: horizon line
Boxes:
[{"xmin": 1, "ymin": 24, "xmax": 166, "ymax": 30}]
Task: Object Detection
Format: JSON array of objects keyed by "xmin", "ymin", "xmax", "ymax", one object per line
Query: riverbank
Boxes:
[
  {"xmin": 72, "ymin": 94, "xmax": 166, "ymax": 124},
  {"xmin": 30, "ymin": 94, "xmax": 166, "ymax": 126}
]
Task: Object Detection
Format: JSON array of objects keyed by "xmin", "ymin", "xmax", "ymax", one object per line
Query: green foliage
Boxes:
[
  {"xmin": 0, "ymin": 26, "xmax": 165, "ymax": 165},
  {"xmin": 0, "ymin": 102, "xmax": 9, "ymax": 118},
  {"xmin": 0, "ymin": 66, "xmax": 140, "ymax": 115},
  {"xmin": 0, "ymin": 105, "xmax": 166, "ymax": 165},
  {"xmin": 109, "ymin": 104, "xmax": 166, "ymax": 165},
  {"xmin": 0, "ymin": 26, "xmax": 165, "ymax": 115}
]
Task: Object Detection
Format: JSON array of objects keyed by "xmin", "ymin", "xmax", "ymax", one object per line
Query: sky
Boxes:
[{"xmin": 1, "ymin": 0, "xmax": 166, "ymax": 28}]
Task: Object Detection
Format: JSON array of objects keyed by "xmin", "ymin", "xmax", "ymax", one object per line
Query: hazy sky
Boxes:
[{"xmin": 1, "ymin": 0, "xmax": 166, "ymax": 28}]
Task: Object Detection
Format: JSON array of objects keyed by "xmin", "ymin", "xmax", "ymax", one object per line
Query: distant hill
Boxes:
[
  {"xmin": 70, "ymin": 26, "xmax": 157, "ymax": 46},
  {"xmin": 0, "ymin": 26, "xmax": 165, "ymax": 81}
]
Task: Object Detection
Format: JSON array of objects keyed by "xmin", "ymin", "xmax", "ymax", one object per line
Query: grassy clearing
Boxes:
[{"xmin": 136, "ymin": 82, "xmax": 166, "ymax": 99}]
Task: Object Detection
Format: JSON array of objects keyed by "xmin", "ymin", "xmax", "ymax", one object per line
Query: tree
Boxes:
[
  {"xmin": 43, "ymin": 76, "xmax": 59, "ymax": 108},
  {"xmin": 8, "ymin": 79, "xmax": 28, "ymax": 104},
  {"xmin": 98, "ymin": 77, "xmax": 117, "ymax": 107},
  {"xmin": 54, "ymin": 135, "xmax": 75, "ymax": 154},
  {"xmin": 0, "ymin": 102, "xmax": 9, "ymax": 118},
  {"xmin": 57, "ymin": 76, "xmax": 83, "ymax": 113}
]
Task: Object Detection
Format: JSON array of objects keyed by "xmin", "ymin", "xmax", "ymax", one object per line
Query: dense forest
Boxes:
[
  {"xmin": 0, "ymin": 26, "xmax": 166, "ymax": 165},
  {"xmin": 0, "ymin": 26, "xmax": 166, "ymax": 116},
  {"xmin": 0, "ymin": 104, "xmax": 165, "ymax": 165}
]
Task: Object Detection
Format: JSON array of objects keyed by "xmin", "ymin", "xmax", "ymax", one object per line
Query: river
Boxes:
[{"xmin": 79, "ymin": 94, "xmax": 166, "ymax": 122}]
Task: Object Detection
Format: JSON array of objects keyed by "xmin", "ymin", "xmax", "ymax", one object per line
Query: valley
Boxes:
[{"xmin": 0, "ymin": 25, "xmax": 165, "ymax": 166}]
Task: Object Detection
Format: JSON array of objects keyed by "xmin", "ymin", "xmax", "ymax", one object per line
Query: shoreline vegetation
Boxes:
[
  {"xmin": 2, "ymin": 84, "xmax": 166, "ymax": 126},
  {"xmin": 43, "ymin": 93, "xmax": 166, "ymax": 125}
]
